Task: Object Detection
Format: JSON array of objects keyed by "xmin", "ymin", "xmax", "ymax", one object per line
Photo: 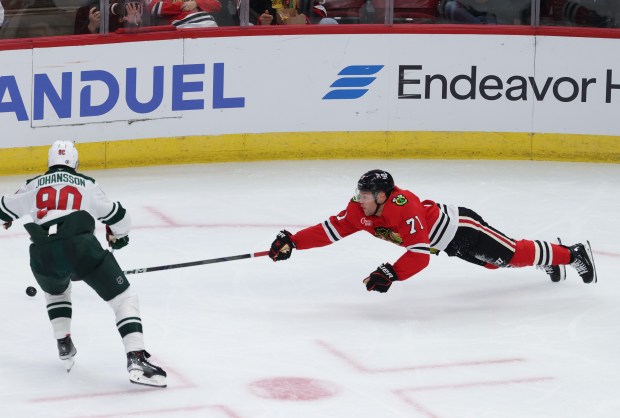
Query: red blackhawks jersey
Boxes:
[
  {"xmin": 147, "ymin": 0, "xmax": 221, "ymax": 27},
  {"xmin": 291, "ymin": 186, "xmax": 459, "ymax": 281}
]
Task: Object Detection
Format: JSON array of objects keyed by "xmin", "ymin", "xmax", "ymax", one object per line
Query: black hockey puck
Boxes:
[{"xmin": 26, "ymin": 286, "xmax": 37, "ymax": 297}]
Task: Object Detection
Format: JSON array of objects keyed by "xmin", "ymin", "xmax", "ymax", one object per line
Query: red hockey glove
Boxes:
[
  {"xmin": 2, "ymin": 222, "xmax": 12, "ymax": 230},
  {"xmin": 364, "ymin": 263, "xmax": 398, "ymax": 293},
  {"xmin": 270, "ymin": 230, "xmax": 295, "ymax": 261},
  {"xmin": 106, "ymin": 225, "xmax": 129, "ymax": 250}
]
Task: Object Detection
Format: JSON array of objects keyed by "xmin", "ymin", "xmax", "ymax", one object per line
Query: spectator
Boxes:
[
  {"xmin": 74, "ymin": 0, "xmax": 146, "ymax": 34},
  {"xmin": 255, "ymin": 0, "xmax": 304, "ymax": 25},
  {"xmin": 440, "ymin": 0, "xmax": 497, "ymax": 24},
  {"xmin": 249, "ymin": 0, "xmax": 335, "ymax": 25},
  {"xmin": 0, "ymin": 0, "xmax": 72, "ymax": 38},
  {"xmin": 522, "ymin": 0, "xmax": 615, "ymax": 27},
  {"xmin": 309, "ymin": 0, "xmax": 336, "ymax": 23},
  {"xmin": 0, "ymin": 1, "xmax": 4, "ymax": 28},
  {"xmin": 234, "ymin": 0, "xmax": 276, "ymax": 26},
  {"xmin": 149, "ymin": 0, "xmax": 221, "ymax": 28}
]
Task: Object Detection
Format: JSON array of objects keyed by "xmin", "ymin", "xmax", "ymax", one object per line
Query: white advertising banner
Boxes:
[
  {"xmin": 0, "ymin": 32, "xmax": 619, "ymax": 148},
  {"xmin": 181, "ymin": 34, "xmax": 535, "ymax": 135},
  {"xmin": 533, "ymin": 36, "xmax": 620, "ymax": 136},
  {"xmin": 31, "ymin": 39, "xmax": 184, "ymax": 127},
  {"xmin": 0, "ymin": 49, "xmax": 33, "ymax": 144}
]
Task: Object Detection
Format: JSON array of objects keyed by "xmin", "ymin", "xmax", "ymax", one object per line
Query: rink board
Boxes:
[{"xmin": 1, "ymin": 27, "xmax": 619, "ymax": 173}]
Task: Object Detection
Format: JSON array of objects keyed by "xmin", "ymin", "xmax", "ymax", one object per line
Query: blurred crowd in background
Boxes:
[{"xmin": 0, "ymin": 0, "xmax": 617, "ymax": 39}]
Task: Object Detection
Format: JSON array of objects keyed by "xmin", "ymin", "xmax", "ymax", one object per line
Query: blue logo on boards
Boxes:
[
  {"xmin": 0, "ymin": 63, "xmax": 244, "ymax": 122},
  {"xmin": 322, "ymin": 65, "xmax": 384, "ymax": 100}
]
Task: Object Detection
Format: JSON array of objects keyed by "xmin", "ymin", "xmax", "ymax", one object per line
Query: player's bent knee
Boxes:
[{"xmin": 83, "ymin": 252, "xmax": 130, "ymax": 301}]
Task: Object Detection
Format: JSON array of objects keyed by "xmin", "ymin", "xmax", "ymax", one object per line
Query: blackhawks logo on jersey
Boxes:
[
  {"xmin": 374, "ymin": 227, "xmax": 403, "ymax": 245},
  {"xmin": 392, "ymin": 194, "xmax": 408, "ymax": 206}
]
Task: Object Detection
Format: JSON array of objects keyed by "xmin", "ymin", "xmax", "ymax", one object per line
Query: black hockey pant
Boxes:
[
  {"xmin": 443, "ymin": 207, "xmax": 517, "ymax": 268},
  {"xmin": 24, "ymin": 210, "xmax": 129, "ymax": 301}
]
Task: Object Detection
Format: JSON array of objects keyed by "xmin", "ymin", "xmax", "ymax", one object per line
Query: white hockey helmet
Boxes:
[{"xmin": 48, "ymin": 140, "xmax": 79, "ymax": 169}]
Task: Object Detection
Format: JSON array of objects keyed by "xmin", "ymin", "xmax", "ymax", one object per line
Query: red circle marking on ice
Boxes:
[{"xmin": 249, "ymin": 377, "xmax": 339, "ymax": 401}]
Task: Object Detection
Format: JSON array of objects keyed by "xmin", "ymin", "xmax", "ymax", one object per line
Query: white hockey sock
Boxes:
[
  {"xmin": 45, "ymin": 282, "xmax": 72, "ymax": 340},
  {"xmin": 108, "ymin": 286, "xmax": 145, "ymax": 353},
  {"xmin": 123, "ymin": 332, "xmax": 146, "ymax": 353}
]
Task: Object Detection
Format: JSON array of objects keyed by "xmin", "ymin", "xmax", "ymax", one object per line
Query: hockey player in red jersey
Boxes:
[{"xmin": 269, "ymin": 169, "xmax": 597, "ymax": 293}]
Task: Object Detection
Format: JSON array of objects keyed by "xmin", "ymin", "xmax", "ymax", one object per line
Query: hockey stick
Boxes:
[{"xmin": 123, "ymin": 250, "xmax": 270, "ymax": 275}]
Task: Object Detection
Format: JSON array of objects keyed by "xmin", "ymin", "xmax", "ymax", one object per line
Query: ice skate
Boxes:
[
  {"xmin": 538, "ymin": 238, "xmax": 566, "ymax": 282},
  {"xmin": 127, "ymin": 350, "xmax": 167, "ymax": 388},
  {"xmin": 539, "ymin": 264, "xmax": 566, "ymax": 282},
  {"xmin": 569, "ymin": 241, "xmax": 597, "ymax": 284},
  {"xmin": 57, "ymin": 335, "xmax": 77, "ymax": 372}
]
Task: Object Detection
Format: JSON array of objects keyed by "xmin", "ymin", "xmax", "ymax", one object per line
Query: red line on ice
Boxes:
[
  {"xmin": 31, "ymin": 386, "xmax": 181, "ymax": 402},
  {"xmin": 316, "ymin": 340, "xmax": 524, "ymax": 373},
  {"xmin": 393, "ymin": 377, "xmax": 554, "ymax": 418},
  {"xmin": 395, "ymin": 376, "xmax": 555, "ymax": 392},
  {"xmin": 392, "ymin": 392, "xmax": 443, "ymax": 418},
  {"xmin": 30, "ymin": 366, "xmax": 195, "ymax": 403},
  {"xmin": 144, "ymin": 206, "xmax": 180, "ymax": 226},
  {"xmin": 67, "ymin": 404, "xmax": 243, "ymax": 418}
]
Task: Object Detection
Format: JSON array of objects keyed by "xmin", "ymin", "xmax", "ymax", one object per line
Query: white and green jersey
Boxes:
[{"xmin": 0, "ymin": 166, "xmax": 130, "ymax": 237}]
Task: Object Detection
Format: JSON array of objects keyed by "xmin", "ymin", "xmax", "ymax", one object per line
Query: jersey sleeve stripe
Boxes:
[
  {"xmin": 105, "ymin": 203, "xmax": 127, "ymax": 225},
  {"xmin": 0, "ymin": 208, "xmax": 13, "ymax": 223},
  {"xmin": 99, "ymin": 202, "xmax": 118, "ymax": 222},
  {"xmin": 321, "ymin": 220, "xmax": 341, "ymax": 242},
  {"xmin": 0, "ymin": 196, "xmax": 19, "ymax": 221},
  {"xmin": 406, "ymin": 244, "xmax": 431, "ymax": 254}
]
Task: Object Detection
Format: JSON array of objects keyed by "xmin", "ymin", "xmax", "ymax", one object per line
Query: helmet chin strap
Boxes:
[{"xmin": 372, "ymin": 192, "xmax": 385, "ymax": 216}]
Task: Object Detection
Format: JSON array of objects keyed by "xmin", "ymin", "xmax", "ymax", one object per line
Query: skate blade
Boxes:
[
  {"xmin": 558, "ymin": 264, "xmax": 566, "ymax": 281},
  {"xmin": 549, "ymin": 264, "xmax": 566, "ymax": 282},
  {"xmin": 557, "ymin": 238, "xmax": 566, "ymax": 281},
  {"xmin": 585, "ymin": 240, "xmax": 597, "ymax": 284},
  {"xmin": 128, "ymin": 370, "xmax": 167, "ymax": 388},
  {"xmin": 64, "ymin": 358, "xmax": 75, "ymax": 373}
]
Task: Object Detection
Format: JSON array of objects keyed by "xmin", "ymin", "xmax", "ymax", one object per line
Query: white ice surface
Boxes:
[{"xmin": 0, "ymin": 159, "xmax": 619, "ymax": 418}]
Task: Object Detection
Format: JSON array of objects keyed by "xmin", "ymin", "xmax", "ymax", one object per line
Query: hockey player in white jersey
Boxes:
[{"xmin": 0, "ymin": 140, "xmax": 166, "ymax": 388}]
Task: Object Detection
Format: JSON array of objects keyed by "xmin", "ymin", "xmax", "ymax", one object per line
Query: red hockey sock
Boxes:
[
  {"xmin": 509, "ymin": 240, "xmax": 571, "ymax": 267},
  {"xmin": 551, "ymin": 243, "xmax": 571, "ymax": 265}
]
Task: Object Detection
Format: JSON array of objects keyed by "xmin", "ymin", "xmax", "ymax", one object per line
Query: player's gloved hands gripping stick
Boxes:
[
  {"xmin": 106, "ymin": 225, "xmax": 129, "ymax": 250},
  {"xmin": 364, "ymin": 263, "xmax": 398, "ymax": 293},
  {"xmin": 270, "ymin": 230, "xmax": 295, "ymax": 261}
]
